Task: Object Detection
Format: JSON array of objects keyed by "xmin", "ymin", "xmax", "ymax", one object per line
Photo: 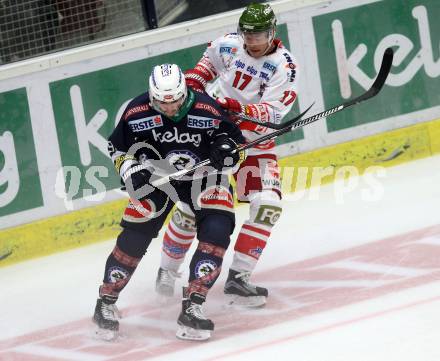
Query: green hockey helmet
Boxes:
[
  {"xmin": 238, "ymin": 3, "xmax": 277, "ymax": 33},
  {"xmin": 238, "ymin": 3, "xmax": 277, "ymax": 56}
]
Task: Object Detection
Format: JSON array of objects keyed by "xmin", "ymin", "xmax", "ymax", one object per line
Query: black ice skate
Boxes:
[
  {"xmin": 224, "ymin": 269, "xmax": 268, "ymax": 307},
  {"xmin": 93, "ymin": 297, "xmax": 120, "ymax": 341},
  {"xmin": 176, "ymin": 289, "xmax": 214, "ymax": 341},
  {"xmin": 155, "ymin": 267, "xmax": 180, "ymax": 297}
]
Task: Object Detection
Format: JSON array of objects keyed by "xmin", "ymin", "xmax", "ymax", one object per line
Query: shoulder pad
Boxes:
[
  {"xmin": 123, "ymin": 94, "xmax": 151, "ymax": 121},
  {"xmin": 215, "ymin": 33, "xmax": 240, "ymax": 46},
  {"xmin": 193, "ymin": 101, "xmax": 223, "ymax": 117},
  {"xmin": 224, "ymin": 32, "xmax": 239, "ymax": 39},
  {"xmin": 192, "ymin": 93, "xmax": 223, "ymax": 117},
  {"xmin": 216, "ymin": 34, "xmax": 240, "ymax": 56}
]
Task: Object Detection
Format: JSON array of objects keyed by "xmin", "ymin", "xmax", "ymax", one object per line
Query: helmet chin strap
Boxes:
[
  {"xmin": 261, "ymin": 41, "xmax": 273, "ymax": 56},
  {"xmin": 262, "ymin": 29, "xmax": 276, "ymax": 56}
]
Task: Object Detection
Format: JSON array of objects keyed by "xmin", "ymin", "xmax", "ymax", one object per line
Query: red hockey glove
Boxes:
[
  {"xmin": 185, "ymin": 68, "xmax": 210, "ymax": 91},
  {"xmin": 215, "ymin": 97, "xmax": 245, "ymax": 114}
]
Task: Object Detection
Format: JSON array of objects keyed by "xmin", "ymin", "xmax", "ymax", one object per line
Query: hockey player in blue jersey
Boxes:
[{"xmin": 93, "ymin": 63, "xmax": 245, "ymax": 341}]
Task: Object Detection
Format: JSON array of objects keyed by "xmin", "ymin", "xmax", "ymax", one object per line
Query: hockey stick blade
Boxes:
[
  {"xmin": 346, "ymin": 46, "xmax": 394, "ymax": 105},
  {"xmin": 240, "ymin": 47, "xmax": 394, "ymax": 150},
  {"xmin": 230, "ymin": 48, "xmax": 393, "ymax": 130},
  {"xmin": 301, "ymin": 47, "xmax": 394, "ymax": 121}
]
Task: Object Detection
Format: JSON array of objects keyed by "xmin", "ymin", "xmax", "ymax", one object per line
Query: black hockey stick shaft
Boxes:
[
  {"xmin": 238, "ymin": 47, "xmax": 394, "ymax": 146},
  {"xmin": 229, "ymin": 48, "xmax": 393, "ymax": 130},
  {"xmin": 149, "ymin": 105, "xmax": 313, "ymax": 187},
  {"xmin": 229, "ymin": 48, "xmax": 394, "ymax": 155},
  {"xmin": 151, "ymin": 48, "xmax": 394, "ymax": 187},
  {"xmin": 231, "ymin": 102, "xmax": 315, "ymax": 130}
]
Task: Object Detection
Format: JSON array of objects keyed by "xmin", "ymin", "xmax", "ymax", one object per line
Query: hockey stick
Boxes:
[
  {"xmin": 230, "ymin": 47, "xmax": 394, "ymax": 130},
  {"xmin": 150, "ymin": 104, "xmax": 313, "ymax": 187},
  {"xmin": 231, "ymin": 46, "xmax": 394, "ymax": 149},
  {"xmin": 151, "ymin": 47, "xmax": 394, "ymax": 187}
]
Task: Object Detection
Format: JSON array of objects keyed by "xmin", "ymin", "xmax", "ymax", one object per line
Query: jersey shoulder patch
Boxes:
[
  {"xmin": 123, "ymin": 94, "xmax": 152, "ymax": 121},
  {"xmin": 215, "ymin": 33, "xmax": 240, "ymax": 53},
  {"xmin": 193, "ymin": 102, "xmax": 222, "ymax": 117},
  {"xmin": 192, "ymin": 92, "xmax": 224, "ymax": 118}
]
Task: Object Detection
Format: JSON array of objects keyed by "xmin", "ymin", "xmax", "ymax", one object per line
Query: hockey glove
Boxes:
[
  {"xmin": 216, "ymin": 97, "xmax": 244, "ymax": 114},
  {"xmin": 185, "ymin": 69, "xmax": 208, "ymax": 91},
  {"xmin": 123, "ymin": 164, "xmax": 184, "ymax": 196},
  {"xmin": 122, "ymin": 165, "xmax": 153, "ymax": 191},
  {"xmin": 209, "ymin": 135, "xmax": 240, "ymax": 171},
  {"xmin": 216, "ymin": 98, "xmax": 272, "ymax": 127}
]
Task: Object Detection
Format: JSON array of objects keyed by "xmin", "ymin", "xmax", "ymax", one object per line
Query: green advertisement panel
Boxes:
[
  {"xmin": 50, "ymin": 24, "xmax": 302, "ymax": 198},
  {"xmin": 313, "ymin": 0, "xmax": 440, "ymax": 132},
  {"xmin": 275, "ymin": 24, "xmax": 302, "ymax": 146},
  {"xmin": 50, "ymin": 45, "xmax": 206, "ymax": 199},
  {"xmin": 0, "ymin": 88, "xmax": 43, "ymax": 216}
]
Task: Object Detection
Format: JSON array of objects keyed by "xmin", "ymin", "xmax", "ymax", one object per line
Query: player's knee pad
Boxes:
[
  {"xmin": 116, "ymin": 227, "xmax": 152, "ymax": 258},
  {"xmin": 122, "ymin": 198, "xmax": 158, "ymax": 223},
  {"xmin": 197, "ymin": 214, "xmax": 234, "ymax": 249},
  {"xmin": 172, "ymin": 202, "xmax": 197, "ymax": 232},
  {"xmin": 248, "ymin": 190, "xmax": 283, "ymax": 228},
  {"xmin": 121, "ymin": 194, "xmax": 173, "ymax": 238},
  {"xmin": 163, "ymin": 202, "xmax": 196, "ymax": 260}
]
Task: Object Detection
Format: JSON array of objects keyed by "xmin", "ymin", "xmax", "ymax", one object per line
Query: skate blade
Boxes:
[
  {"xmin": 94, "ymin": 327, "xmax": 119, "ymax": 341},
  {"xmin": 225, "ymin": 294, "xmax": 267, "ymax": 308},
  {"xmin": 176, "ymin": 325, "xmax": 211, "ymax": 341}
]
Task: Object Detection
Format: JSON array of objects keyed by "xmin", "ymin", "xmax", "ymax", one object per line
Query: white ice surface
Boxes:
[{"xmin": 1, "ymin": 155, "xmax": 440, "ymax": 360}]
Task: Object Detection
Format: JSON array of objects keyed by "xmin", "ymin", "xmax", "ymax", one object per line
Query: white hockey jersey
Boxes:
[{"xmin": 199, "ymin": 33, "xmax": 299, "ymax": 155}]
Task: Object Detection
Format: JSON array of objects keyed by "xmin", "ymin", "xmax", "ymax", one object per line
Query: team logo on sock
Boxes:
[
  {"xmin": 108, "ymin": 266, "xmax": 129, "ymax": 283},
  {"xmin": 172, "ymin": 208, "xmax": 197, "ymax": 231},
  {"xmin": 250, "ymin": 246, "xmax": 264, "ymax": 258},
  {"xmin": 195, "ymin": 259, "xmax": 217, "ymax": 279}
]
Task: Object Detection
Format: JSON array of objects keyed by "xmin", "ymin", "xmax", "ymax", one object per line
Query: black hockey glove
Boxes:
[
  {"xmin": 122, "ymin": 165, "xmax": 153, "ymax": 191},
  {"xmin": 209, "ymin": 134, "xmax": 240, "ymax": 171},
  {"xmin": 123, "ymin": 164, "xmax": 182, "ymax": 195}
]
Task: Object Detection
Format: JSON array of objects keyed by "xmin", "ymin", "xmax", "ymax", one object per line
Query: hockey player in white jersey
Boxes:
[{"xmin": 156, "ymin": 3, "xmax": 299, "ymax": 307}]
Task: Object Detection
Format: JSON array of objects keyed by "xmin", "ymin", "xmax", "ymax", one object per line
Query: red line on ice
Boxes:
[{"xmin": 1, "ymin": 224, "xmax": 439, "ymax": 360}]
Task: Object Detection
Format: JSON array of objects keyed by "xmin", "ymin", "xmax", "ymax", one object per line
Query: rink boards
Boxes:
[{"xmin": 1, "ymin": 116, "xmax": 439, "ymax": 267}]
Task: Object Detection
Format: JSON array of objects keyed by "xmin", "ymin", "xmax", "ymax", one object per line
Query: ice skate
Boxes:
[
  {"xmin": 93, "ymin": 298, "xmax": 120, "ymax": 341},
  {"xmin": 224, "ymin": 269, "xmax": 268, "ymax": 308},
  {"xmin": 155, "ymin": 267, "xmax": 180, "ymax": 297},
  {"xmin": 176, "ymin": 290, "xmax": 214, "ymax": 341}
]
